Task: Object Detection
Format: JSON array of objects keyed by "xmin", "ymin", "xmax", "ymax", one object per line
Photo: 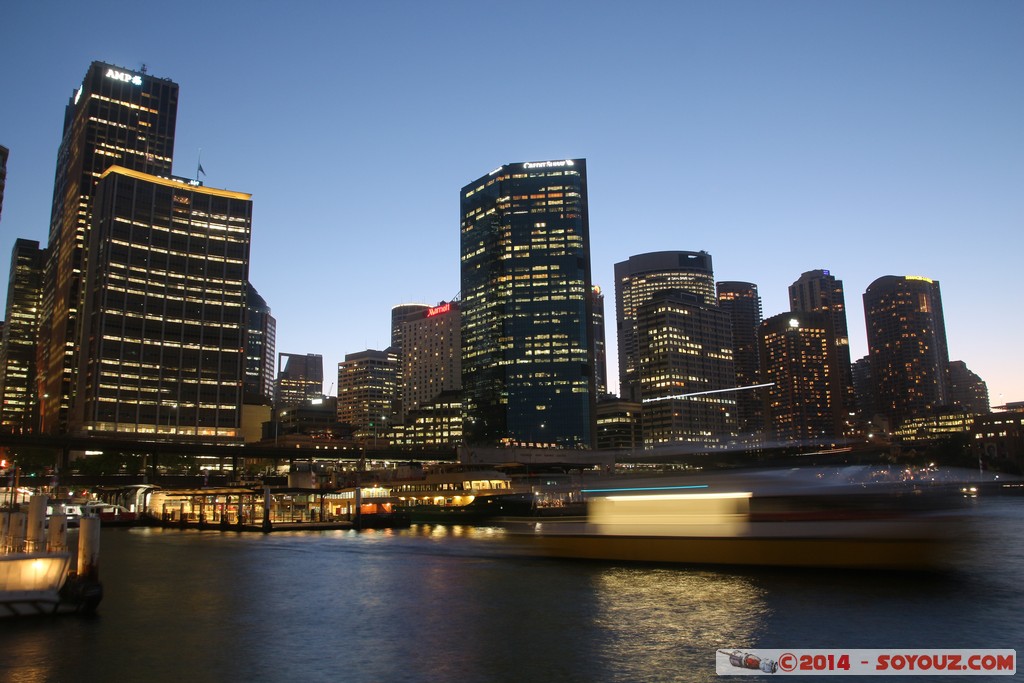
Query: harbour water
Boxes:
[{"xmin": 1, "ymin": 497, "xmax": 1021, "ymax": 682}]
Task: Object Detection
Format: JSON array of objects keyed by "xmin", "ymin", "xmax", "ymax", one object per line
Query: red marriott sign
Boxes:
[{"xmin": 427, "ymin": 302, "xmax": 452, "ymax": 318}]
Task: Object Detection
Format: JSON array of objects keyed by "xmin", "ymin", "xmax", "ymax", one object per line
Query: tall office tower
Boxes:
[
  {"xmin": 615, "ymin": 251, "xmax": 716, "ymax": 402},
  {"xmin": 276, "ymin": 353, "xmax": 324, "ymax": 407},
  {"xmin": 244, "ymin": 283, "xmax": 277, "ymax": 403},
  {"xmin": 716, "ymin": 281, "xmax": 763, "ymax": 436},
  {"xmin": 337, "ymin": 349, "xmax": 398, "ymax": 435},
  {"xmin": 637, "ymin": 290, "xmax": 737, "ymax": 451},
  {"xmin": 948, "ymin": 360, "xmax": 990, "ymax": 414},
  {"xmin": 390, "ymin": 303, "xmax": 429, "ymax": 417},
  {"xmin": 789, "ymin": 269, "xmax": 855, "ymax": 421},
  {"xmin": 460, "ymin": 159, "xmax": 595, "ymax": 448},
  {"xmin": 72, "ymin": 167, "xmax": 251, "ymax": 440},
  {"xmin": 391, "ymin": 304, "xmax": 430, "ymax": 348},
  {"xmin": 592, "ymin": 286, "xmax": 608, "ymax": 396},
  {"xmin": 595, "ymin": 397, "xmax": 642, "ymax": 451},
  {"xmin": 863, "ymin": 275, "xmax": 951, "ymax": 431},
  {"xmin": 0, "ymin": 240, "xmax": 46, "ymax": 432},
  {"xmin": 759, "ymin": 313, "xmax": 847, "ymax": 445},
  {"xmin": 400, "ymin": 301, "xmax": 460, "ymax": 422},
  {"xmin": 0, "ymin": 145, "xmax": 8, "ymax": 223},
  {"xmin": 40, "ymin": 62, "xmax": 179, "ymax": 433},
  {"xmin": 851, "ymin": 356, "xmax": 876, "ymax": 424}
]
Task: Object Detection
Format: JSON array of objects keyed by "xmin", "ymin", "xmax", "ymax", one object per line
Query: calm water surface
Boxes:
[{"xmin": 1, "ymin": 498, "xmax": 1021, "ymax": 683}]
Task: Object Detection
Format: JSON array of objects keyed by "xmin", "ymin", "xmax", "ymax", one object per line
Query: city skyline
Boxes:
[{"xmin": 1, "ymin": 2, "xmax": 1021, "ymax": 406}]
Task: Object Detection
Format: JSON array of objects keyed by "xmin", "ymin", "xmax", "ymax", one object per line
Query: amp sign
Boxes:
[{"xmin": 106, "ymin": 68, "xmax": 143, "ymax": 86}]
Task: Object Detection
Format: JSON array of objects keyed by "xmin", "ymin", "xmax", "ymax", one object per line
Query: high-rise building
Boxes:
[
  {"xmin": 0, "ymin": 145, "xmax": 8, "ymax": 224},
  {"xmin": 244, "ymin": 283, "xmax": 276, "ymax": 403},
  {"xmin": 716, "ymin": 281, "xmax": 763, "ymax": 436},
  {"xmin": 852, "ymin": 355, "xmax": 877, "ymax": 425},
  {"xmin": 863, "ymin": 275, "xmax": 951, "ymax": 432},
  {"xmin": 391, "ymin": 304, "xmax": 430, "ymax": 348},
  {"xmin": 789, "ymin": 270, "xmax": 855, "ymax": 423},
  {"xmin": 0, "ymin": 240, "xmax": 46, "ymax": 432},
  {"xmin": 40, "ymin": 62, "xmax": 179, "ymax": 433},
  {"xmin": 592, "ymin": 286, "xmax": 608, "ymax": 396},
  {"xmin": 637, "ymin": 290, "xmax": 737, "ymax": 451},
  {"xmin": 400, "ymin": 301, "xmax": 460, "ymax": 422},
  {"xmin": 615, "ymin": 251, "xmax": 716, "ymax": 401},
  {"xmin": 759, "ymin": 312, "xmax": 847, "ymax": 445},
  {"xmin": 948, "ymin": 360, "xmax": 989, "ymax": 415},
  {"xmin": 460, "ymin": 159, "xmax": 594, "ymax": 448},
  {"xmin": 276, "ymin": 353, "xmax": 324, "ymax": 407},
  {"xmin": 71, "ymin": 167, "xmax": 251, "ymax": 441},
  {"xmin": 337, "ymin": 349, "xmax": 398, "ymax": 438},
  {"xmin": 595, "ymin": 397, "xmax": 642, "ymax": 452}
]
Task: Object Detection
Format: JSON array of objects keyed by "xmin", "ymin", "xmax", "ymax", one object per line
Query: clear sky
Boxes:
[{"xmin": 2, "ymin": 1, "xmax": 1022, "ymax": 404}]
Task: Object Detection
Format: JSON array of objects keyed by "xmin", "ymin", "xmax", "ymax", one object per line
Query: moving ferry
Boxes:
[{"xmin": 508, "ymin": 466, "xmax": 977, "ymax": 571}]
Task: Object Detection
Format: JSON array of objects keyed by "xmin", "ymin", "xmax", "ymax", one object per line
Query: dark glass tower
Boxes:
[
  {"xmin": 40, "ymin": 62, "xmax": 179, "ymax": 433},
  {"xmin": 460, "ymin": 159, "xmax": 594, "ymax": 448},
  {"xmin": 244, "ymin": 283, "xmax": 277, "ymax": 403},
  {"xmin": 614, "ymin": 251, "xmax": 716, "ymax": 401},
  {"xmin": 276, "ymin": 353, "xmax": 325, "ymax": 407},
  {"xmin": 0, "ymin": 240, "xmax": 46, "ymax": 432},
  {"xmin": 863, "ymin": 275, "xmax": 951, "ymax": 431},
  {"xmin": 716, "ymin": 281, "xmax": 763, "ymax": 436},
  {"xmin": 72, "ymin": 167, "xmax": 251, "ymax": 440},
  {"xmin": 789, "ymin": 269, "xmax": 855, "ymax": 424}
]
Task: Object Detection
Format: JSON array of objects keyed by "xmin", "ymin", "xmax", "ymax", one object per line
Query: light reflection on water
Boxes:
[{"xmin": 0, "ymin": 499, "xmax": 1021, "ymax": 683}]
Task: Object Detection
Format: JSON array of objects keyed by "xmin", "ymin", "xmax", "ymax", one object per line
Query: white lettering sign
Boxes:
[
  {"xmin": 522, "ymin": 160, "xmax": 575, "ymax": 170},
  {"xmin": 106, "ymin": 68, "xmax": 143, "ymax": 86}
]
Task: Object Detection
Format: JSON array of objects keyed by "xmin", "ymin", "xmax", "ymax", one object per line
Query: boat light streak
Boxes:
[
  {"xmin": 602, "ymin": 492, "xmax": 752, "ymax": 502},
  {"xmin": 582, "ymin": 484, "xmax": 710, "ymax": 493},
  {"xmin": 642, "ymin": 382, "xmax": 775, "ymax": 403}
]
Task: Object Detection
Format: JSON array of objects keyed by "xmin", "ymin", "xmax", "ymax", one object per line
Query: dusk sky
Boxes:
[{"xmin": 2, "ymin": 1, "xmax": 1022, "ymax": 404}]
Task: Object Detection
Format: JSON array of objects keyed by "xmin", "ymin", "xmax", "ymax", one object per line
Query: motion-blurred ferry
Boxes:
[{"xmin": 510, "ymin": 466, "xmax": 979, "ymax": 571}]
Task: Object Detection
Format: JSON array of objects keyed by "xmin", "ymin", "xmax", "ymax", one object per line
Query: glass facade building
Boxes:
[
  {"xmin": 637, "ymin": 290, "xmax": 737, "ymax": 451},
  {"xmin": 0, "ymin": 240, "xmax": 46, "ymax": 432},
  {"xmin": 759, "ymin": 312, "xmax": 846, "ymax": 445},
  {"xmin": 716, "ymin": 281, "xmax": 763, "ymax": 436},
  {"xmin": 615, "ymin": 251, "xmax": 716, "ymax": 401},
  {"xmin": 72, "ymin": 167, "xmax": 251, "ymax": 440},
  {"xmin": 244, "ymin": 283, "xmax": 276, "ymax": 403},
  {"xmin": 863, "ymin": 275, "xmax": 951, "ymax": 432},
  {"xmin": 276, "ymin": 353, "xmax": 324, "ymax": 407},
  {"xmin": 40, "ymin": 62, "xmax": 179, "ymax": 433},
  {"xmin": 460, "ymin": 159, "xmax": 595, "ymax": 448}
]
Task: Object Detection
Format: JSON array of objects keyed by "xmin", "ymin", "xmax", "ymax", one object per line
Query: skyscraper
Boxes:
[
  {"xmin": 276, "ymin": 353, "xmax": 324, "ymax": 407},
  {"xmin": 337, "ymin": 349, "xmax": 398, "ymax": 438},
  {"xmin": 789, "ymin": 269, "xmax": 855, "ymax": 424},
  {"xmin": 244, "ymin": 283, "xmax": 277, "ymax": 403},
  {"xmin": 615, "ymin": 251, "xmax": 716, "ymax": 401},
  {"xmin": 759, "ymin": 312, "xmax": 847, "ymax": 445},
  {"xmin": 0, "ymin": 240, "xmax": 46, "ymax": 432},
  {"xmin": 460, "ymin": 159, "xmax": 594, "ymax": 448},
  {"xmin": 400, "ymin": 301, "xmax": 460, "ymax": 422},
  {"xmin": 40, "ymin": 62, "xmax": 179, "ymax": 433},
  {"xmin": 716, "ymin": 281, "xmax": 763, "ymax": 436},
  {"xmin": 637, "ymin": 290, "xmax": 737, "ymax": 450},
  {"xmin": 948, "ymin": 360, "xmax": 989, "ymax": 415},
  {"xmin": 0, "ymin": 145, "xmax": 8, "ymax": 224},
  {"xmin": 863, "ymin": 275, "xmax": 951, "ymax": 431},
  {"xmin": 72, "ymin": 167, "xmax": 251, "ymax": 440},
  {"xmin": 592, "ymin": 286, "xmax": 608, "ymax": 396}
]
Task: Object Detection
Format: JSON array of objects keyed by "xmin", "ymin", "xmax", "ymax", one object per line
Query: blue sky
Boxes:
[{"xmin": 2, "ymin": 1, "xmax": 1022, "ymax": 403}]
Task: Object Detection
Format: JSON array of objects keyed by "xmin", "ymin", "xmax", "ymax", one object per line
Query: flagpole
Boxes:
[{"xmin": 196, "ymin": 148, "xmax": 202, "ymax": 182}]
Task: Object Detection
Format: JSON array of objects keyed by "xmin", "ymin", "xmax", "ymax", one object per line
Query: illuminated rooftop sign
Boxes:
[
  {"xmin": 427, "ymin": 302, "xmax": 452, "ymax": 318},
  {"xmin": 905, "ymin": 275, "xmax": 935, "ymax": 283},
  {"xmin": 522, "ymin": 160, "xmax": 575, "ymax": 170},
  {"xmin": 106, "ymin": 68, "xmax": 142, "ymax": 86}
]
